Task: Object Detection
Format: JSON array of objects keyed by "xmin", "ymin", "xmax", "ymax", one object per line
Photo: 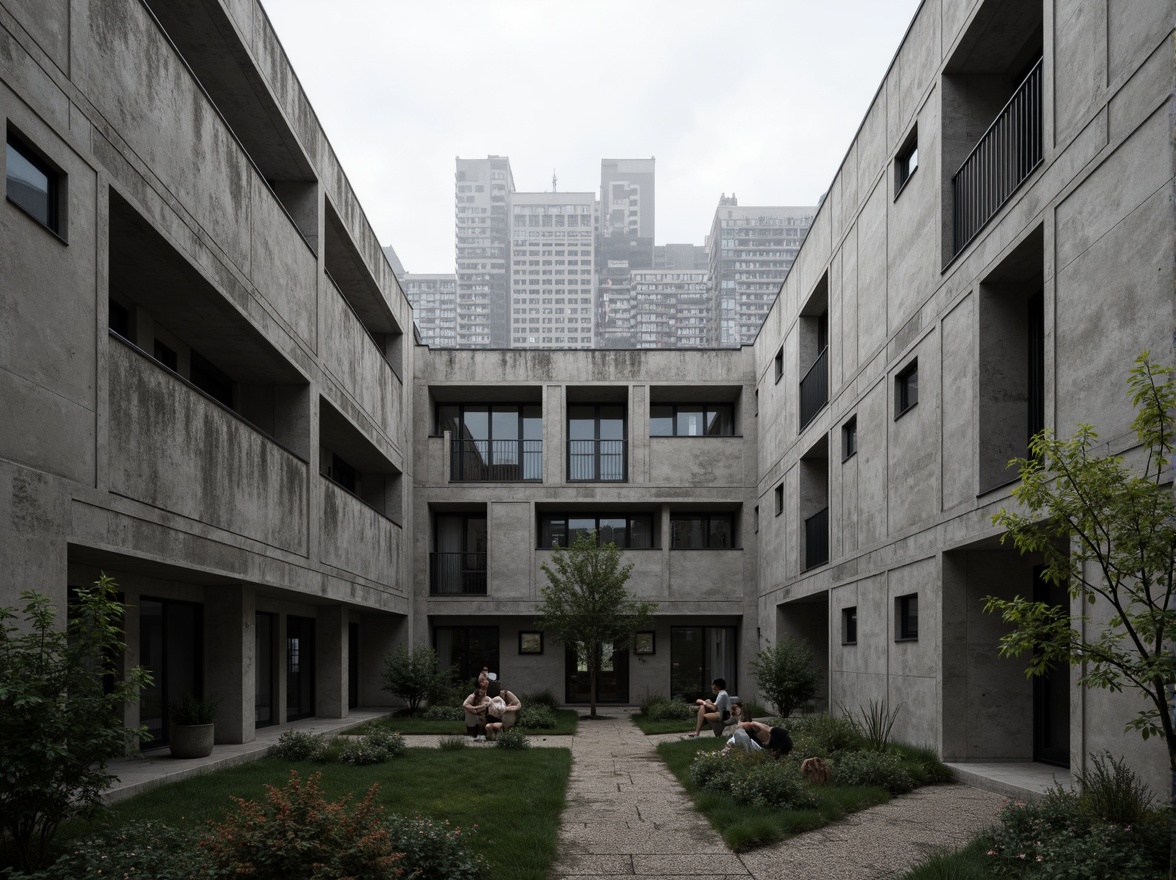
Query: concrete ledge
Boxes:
[{"xmin": 946, "ymin": 761, "xmax": 1072, "ymax": 800}]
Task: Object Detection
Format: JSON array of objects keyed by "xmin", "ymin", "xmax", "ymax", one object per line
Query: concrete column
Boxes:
[
  {"xmin": 205, "ymin": 585, "xmax": 255, "ymax": 744},
  {"xmin": 316, "ymin": 604, "xmax": 347, "ymax": 719}
]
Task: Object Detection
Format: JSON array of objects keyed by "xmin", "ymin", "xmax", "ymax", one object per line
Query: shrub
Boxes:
[
  {"xmin": 1076, "ymin": 750, "xmax": 1155, "ymax": 825},
  {"xmin": 787, "ymin": 713, "xmax": 865, "ymax": 757},
  {"xmin": 892, "ymin": 743, "xmax": 954, "ymax": 785},
  {"xmin": 521, "ymin": 689, "xmax": 561, "ymax": 712},
  {"xmin": 832, "ymin": 750, "xmax": 914, "ymax": 795},
  {"xmin": 438, "ymin": 735, "xmax": 468, "ymax": 751},
  {"xmin": 380, "ymin": 646, "xmax": 453, "ymax": 716},
  {"xmin": 338, "ymin": 738, "xmax": 389, "ymax": 766},
  {"xmin": 0, "ymin": 576, "xmax": 152, "ymax": 871},
  {"xmin": 645, "ymin": 699, "xmax": 695, "ymax": 722},
  {"xmin": 383, "ymin": 814, "xmax": 487, "ymax": 880},
  {"xmin": 496, "ymin": 727, "xmax": 531, "ymax": 750},
  {"xmin": 518, "ymin": 704, "xmax": 557, "ymax": 729},
  {"xmin": 5, "ymin": 821, "xmax": 211, "ymax": 880},
  {"xmin": 750, "ymin": 638, "xmax": 819, "ymax": 719},
  {"xmin": 421, "ymin": 704, "xmax": 466, "ymax": 721},
  {"xmin": 843, "ymin": 699, "xmax": 901, "ymax": 753},
  {"xmin": 272, "ymin": 730, "xmax": 330, "ymax": 763},
  {"xmin": 727, "ymin": 757, "xmax": 817, "ymax": 810},
  {"xmin": 366, "ymin": 728, "xmax": 407, "ymax": 758},
  {"xmin": 985, "ymin": 786, "xmax": 1167, "ymax": 880},
  {"xmin": 688, "ymin": 749, "xmax": 743, "ymax": 794},
  {"xmin": 201, "ymin": 771, "xmax": 402, "ymax": 880}
]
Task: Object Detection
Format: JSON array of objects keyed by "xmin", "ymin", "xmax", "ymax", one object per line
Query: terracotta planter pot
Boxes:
[{"xmin": 170, "ymin": 723, "xmax": 215, "ymax": 758}]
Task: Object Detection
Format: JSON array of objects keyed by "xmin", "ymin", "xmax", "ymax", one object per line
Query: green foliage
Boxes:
[
  {"xmin": 519, "ymin": 689, "xmax": 561, "ymax": 712},
  {"xmin": 517, "ymin": 704, "xmax": 557, "ymax": 729},
  {"xmin": 1075, "ymin": 750, "xmax": 1156, "ymax": 826},
  {"xmin": 901, "ymin": 839, "xmax": 994, "ymax": 880},
  {"xmin": 495, "ymin": 728, "xmax": 531, "ymax": 750},
  {"xmin": 750, "ymin": 638, "xmax": 819, "ymax": 719},
  {"xmin": 890, "ymin": 743, "xmax": 955, "ymax": 785},
  {"xmin": 437, "ymin": 735, "xmax": 469, "ymax": 751},
  {"xmin": 0, "ymin": 576, "xmax": 151, "ymax": 871},
  {"xmin": 831, "ymin": 750, "xmax": 915, "ymax": 795},
  {"xmin": 380, "ymin": 645, "xmax": 453, "ymax": 716},
  {"xmin": 366, "ymin": 728, "xmax": 407, "ymax": 758},
  {"xmin": 200, "ymin": 770, "xmax": 403, "ymax": 880},
  {"xmin": 336, "ymin": 730, "xmax": 406, "ymax": 766},
  {"xmin": 537, "ymin": 530, "xmax": 655, "ymax": 717},
  {"xmin": 787, "ymin": 713, "xmax": 866, "ymax": 758},
  {"xmin": 271, "ymin": 730, "xmax": 331, "ymax": 763},
  {"xmin": 422, "ymin": 704, "xmax": 467, "ymax": 721},
  {"xmin": 383, "ymin": 814, "xmax": 487, "ymax": 880},
  {"xmin": 169, "ymin": 692, "xmax": 222, "ymax": 726},
  {"xmin": 984, "ymin": 785, "xmax": 1167, "ymax": 879},
  {"xmin": 986, "ymin": 354, "xmax": 1176, "ymax": 751},
  {"xmin": 1, "ymin": 821, "xmax": 210, "ymax": 880},
  {"xmin": 688, "ymin": 750, "xmax": 816, "ymax": 811},
  {"xmin": 842, "ymin": 699, "xmax": 902, "ymax": 752},
  {"xmin": 642, "ymin": 697, "xmax": 695, "ymax": 722}
]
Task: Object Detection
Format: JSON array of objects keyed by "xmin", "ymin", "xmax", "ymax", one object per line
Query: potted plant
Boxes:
[{"xmin": 169, "ymin": 692, "xmax": 221, "ymax": 758}]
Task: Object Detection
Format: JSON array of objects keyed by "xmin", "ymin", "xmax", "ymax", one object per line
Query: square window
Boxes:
[
  {"xmin": 774, "ymin": 483, "xmax": 784, "ymax": 516},
  {"xmin": 6, "ymin": 131, "xmax": 65, "ymax": 236},
  {"xmin": 842, "ymin": 416, "xmax": 857, "ymax": 461},
  {"xmin": 895, "ymin": 359, "xmax": 918, "ymax": 418},
  {"xmin": 895, "ymin": 126, "xmax": 918, "ymax": 195},
  {"xmin": 896, "ymin": 594, "xmax": 918, "ymax": 641},
  {"xmin": 842, "ymin": 607, "xmax": 857, "ymax": 645}
]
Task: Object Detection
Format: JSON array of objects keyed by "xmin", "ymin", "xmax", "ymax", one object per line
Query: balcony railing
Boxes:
[
  {"xmin": 429, "ymin": 552, "xmax": 487, "ymax": 595},
  {"xmin": 450, "ymin": 439, "xmax": 542, "ymax": 481},
  {"xmin": 799, "ymin": 346, "xmax": 829, "ymax": 430},
  {"xmin": 567, "ymin": 439, "xmax": 627, "ymax": 482},
  {"xmin": 804, "ymin": 507, "xmax": 829, "ymax": 570},
  {"xmin": 952, "ymin": 57, "xmax": 1043, "ymax": 255}
]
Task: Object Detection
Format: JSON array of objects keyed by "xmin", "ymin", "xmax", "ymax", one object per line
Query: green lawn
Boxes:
[
  {"xmin": 358, "ymin": 708, "xmax": 579, "ymax": 736},
  {"xmin": 60, "ymin": 747, "xmax": 572, "ymax": 880},
  {"xmin": 658, "ymin": 737, "xmax": 913, "ymax": 852}
]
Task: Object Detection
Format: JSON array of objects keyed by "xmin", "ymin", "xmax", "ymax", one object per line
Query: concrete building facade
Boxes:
[{"xmin": 2, "ymin": 0, "xmax": 1173, "ymax": 797}]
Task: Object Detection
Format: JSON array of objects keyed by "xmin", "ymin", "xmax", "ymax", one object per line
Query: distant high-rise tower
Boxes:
[
  {"xmin": 597, "ymin": 158, "xmax": 655, "ymax": 347},
  {"xmin": 455, "ymin": 156, "xmax": 514, "ymax": 347},
  {"xmin": 509, "ymin": 191, "xmax": 596, "ymax": 348},
  {"xmin": 706, "ymin": 196, "xmax": 815, "ymax": 347}
]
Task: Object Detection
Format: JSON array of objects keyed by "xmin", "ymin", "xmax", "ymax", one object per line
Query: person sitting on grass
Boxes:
[
  {"xmin": 686, "ymin": 677, "xmax": 730, "ymax": 738},
  {"xmin": 484, "ymin": 684, "xmax": 521, "ymax": 741}
]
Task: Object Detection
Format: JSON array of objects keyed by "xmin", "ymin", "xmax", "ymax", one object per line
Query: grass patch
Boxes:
[
  {"xmin": 358, "ymin": 708, "xmax": 579, "ymax": 736},
  {"xmin": 656, "ymin": 737, "xmax": 908, "ymax": 852},
  {"xmin": 631, "ymin": 714, "xmax": 715, "ymax": 735},
  {"xmin": 58, "ymin": 748, "xmax": 572, "ymax": 880},
  {"xmin": 899, "ymin": 837, "xmax": 996, "ymax": 879}
]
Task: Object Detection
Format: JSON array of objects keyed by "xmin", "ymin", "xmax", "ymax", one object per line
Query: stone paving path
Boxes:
[{"xmin": 552, "ymin": 708, "xmax": 1005, "ymax": 880}]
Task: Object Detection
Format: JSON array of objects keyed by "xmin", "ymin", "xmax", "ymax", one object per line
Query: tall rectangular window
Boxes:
[
  {"xmin": 568, "ymin": 404, "xmax": 626, "ymax": 481},
  {"xmin": 842, "ymin": 607, "xmax": 858, "ymax": 645},
  {"xmin": 774, "ymin": 346, "xmax": 784, "ymax": 383},
  {"xmin": 6, "ymin": 131, "xmax": 63, "ymax": 235},
  {"xmin": 895, "ymin": 126, "xmax": 918, "ymax": 195},
  {"xmin": 896, "ymin": 594, "xmax": 918, "ymax": 641},
  {"xmin": 774, "ymin": 483, "xmax": 784, "ymax": 516},
  {"xmin": 842, "ymin": 416, "xmax": 858, "ymax": 461},
  {"xmin": 895, "ymin": 359, "xmax": 918, "ymax": 418}
]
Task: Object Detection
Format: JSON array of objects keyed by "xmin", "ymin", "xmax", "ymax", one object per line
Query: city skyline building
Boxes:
[
  {"xmin": 454, "ymin": 156, "xmax": 514, "ymax": 347},
  {"xmin": 596, "ymin": 158, "xmax": 656, "ymax": 348}
]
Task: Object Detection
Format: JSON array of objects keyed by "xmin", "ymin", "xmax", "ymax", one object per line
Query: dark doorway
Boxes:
[
  {"xmin": 1032, "ymin": 566, "xmax": 1070, "ymax": 766},
  {"xmin": 139, "ymin": 598, "xmax": 203, "ymax": 746},
  {"xmin": 670, "ymin": 625, "xmax": 737, "ymax": 701},
  {"xmin": 286, "ymin": 615, "xmax": 316, "ymax": 721},
  {"xmin": 348, "ymin": 622, "xmax": 360, "ymax": 709},
  {"xmin": 255, "ymin": 611, "xmax": 275, "ymax": 727},
  {"xmin": 434, "ymin": 625, "xmax": 500, "ymax": 685},
  {"xmin": 565, "ymin": 641, "xmax": 629, "ymax": 704}
]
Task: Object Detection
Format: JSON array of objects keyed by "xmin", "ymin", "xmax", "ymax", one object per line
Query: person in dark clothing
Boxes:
[{"xmin": 722, "ymin": 718, "xmax": 793, "ymax": 758}]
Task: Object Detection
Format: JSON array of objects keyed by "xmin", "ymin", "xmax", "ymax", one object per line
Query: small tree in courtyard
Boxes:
[
  {"xmin": 0, "ymin": 574, "xmax": 150, "ymax": 871},
  {"xmin": 984, "ymin": 353, "xmax": 1176, "ymax": 864},
  {"xmin": 380, "ymin": 645, "xmax": 452, "ymax": 716},
  {"xmin": 537, "ymin": 530, "xmax": 655, "ymax": 718},
  {"xmin": 751, "ymin": 637, "xmax": 820, "ymax": 719}
]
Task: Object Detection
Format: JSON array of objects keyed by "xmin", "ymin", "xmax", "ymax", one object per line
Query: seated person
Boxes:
[
  {"xmin": 722, "ymin": 717, "xmax": 793, "ymax": 759},
  {"xmin": 463, "ymin": 684, "xmax": 490, "ymax": 740},
  {"xmin": 484, "ymin": 684, "xmax": 522, "ymax": 741},
  {"xmin": 687, "ymin": 677, "xmax": 731, "ymax": 738}
]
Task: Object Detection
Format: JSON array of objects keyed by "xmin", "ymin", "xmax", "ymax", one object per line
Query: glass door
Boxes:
[
  {"xmin": 565, "ymin": 641, "xmax": 629, "ymax": 704},
  {"xmin": 255, "ymin": 612, "xmax": 274, "ymax": 727},
  {"xmin": 286, "ymin": 615, "xmax": 316, "ymax": 721}
]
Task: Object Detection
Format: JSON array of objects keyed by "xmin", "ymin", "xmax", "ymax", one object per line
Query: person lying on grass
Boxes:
[{"xmin": 720, "ymin": 709, "xmax": 793, "ymax": 759}]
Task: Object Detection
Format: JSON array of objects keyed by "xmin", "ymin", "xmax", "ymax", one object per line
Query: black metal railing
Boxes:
[
  {"xmin": 450, "ymin": 439, "xmax": 542, "ymax": 481},
  {"xmin": 567, "ymin": 439, "xmax": 627, "ymax": 481},
  {"xmin": 804, "ymin": 507, "xmax": 829, "ymax": 570},
  {"xmin": 952, "ymin": 57, "xmax": 1043, "ymax": 255},
  {"xmin": 429, "ymin": 552, "xmax": 487, "ymax": 595},
  {"xmin": 799, "ymin": 346, "xmax": 829, "ymax": 430}
]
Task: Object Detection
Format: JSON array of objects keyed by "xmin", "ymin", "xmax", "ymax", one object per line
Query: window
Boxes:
[
  {"xmin": 774, "ymin": 483, "xmax": 784, "ymax": 516},
  {"xmin": 539, "ymin": 513, "xmax": 654, "ymax": 549},
  {"xmin": 842, "ymin": 416, "xmax": 857, "ymax": 461},
  {"xmin": 670, "ymin": 626, "xmax": 737, "ymax": 701},
  {"xmin": 753, "ymin": 505, "xmax": 760, "ymax": 533},
  {"xmin": 895, "ymin": 359, "xmax": 918, "ymax": 418},
  {"xmin": 650, "ymin": 404, "xmax": 734, "ymax": 437},
  {"xmin": 567, "ymin": 404, "xmax": 626, "ymax": 481},
  {"xmin": 896, "ymin": 594, "xmax": 918, "ymax": 641},
  {"xmin": 895, "ymin": 126, "xmax": 918, "ymax": 195},
  {"xmin": 432, "ymin": 514, "xmax": 487, "ymax": 595},
  {"xmin": 437, "ymin": 403, "xmax": 542, "ymax": 481},
  {"xmin": 842, "ymin": 607, "xmax": 858, "ymax": 645},
  {"xmin": 6, "ymin": 130, "xmax": 64, "ymax": 236},
  {"xmin": 774, "ymin": 346, "xmax": 784, "ymax": 383},
  {"xmin": 434, "ymin": 625, "xmax": 499, "ymax": 684},
  {"xmin": 670, "ymin": 513, "xmax": 737, "ymax": 549}
]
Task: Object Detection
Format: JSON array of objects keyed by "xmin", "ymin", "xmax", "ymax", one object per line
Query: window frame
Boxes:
[
  {"xmin": 538, "ymin": 513, "xmax": 655, "ymax": 550},
  {"xmin": 842, "ymin": 607, "xmax": 858, "ymax": 645},
  {"xmin": 895, "ymin": 594, "xmax": 918, "ymax": 642},
  {"xmin": 895, "ymin": 359, "xmax": 919, "ymax": 419},
  {"xmin": 895, "ymin": 126, "xmax": 918, "ymax": 198},
  {"xmin": 649, "ymin": 403, "xmax": 735, "ymax": 437},
  {"xmin": 773, "ymin": 483, "xmax": 784, "ymax": 517},
  {"xmin": 842, "ymin": 415, "xmax": 858, "ymax": 461},
  {"xmin": 6, "ymin": 128, "xmax": 66, "ymax": 239},
  {"xmin": 669, "ymin": 512, "xmax": 738, "ymax": 550},
  {"xmin": 774, "ymin": 346, "xmax": 784, "ymax": 384}
]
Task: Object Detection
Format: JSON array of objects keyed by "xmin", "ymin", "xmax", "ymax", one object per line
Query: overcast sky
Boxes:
[{"xmin": 262, "ymin": 0, "xmax": 922, "ymax": 274}]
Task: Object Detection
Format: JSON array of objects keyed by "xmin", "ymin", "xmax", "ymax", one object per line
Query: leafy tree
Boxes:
[
  {"xmin": 537, "ymin": 530, "xmax": 655, "ymax": 718},
  {"xmin": 380, "ymin": 645, "xmax": 452, "ymax": 716},
  {"xmin": 750, "ymin": 637, "xmax": 819, "ymax": 719},
  {"xmin": 984, "ymin": 353, "xmax": 1176, "ymax": 857},
  {"xmin": 0, "ymin": 574, "xmax": 150, "ymax": 871}
]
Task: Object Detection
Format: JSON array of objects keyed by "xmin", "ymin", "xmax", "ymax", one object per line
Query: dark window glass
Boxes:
[
  {"xmin": 842, "ymin": 607, "xmax": 858, "ymax": 645},
  {"xmin": 670, "ymin": 514, "xmax": 736, "ymax": 549},
  {"xmin": 842, "ymin": 416, "xmax": 858, "ymax": 461},
  {"xmin": 153, "ymin": 339, "xmax": 178, "ymax": 372},
  {"xmin": 896, "ymin": 360, "xmax": 919, "ymax": 417},
  {"xmin": 329, "ymin": 453, "xmax": 357, "ymax": 493},
  {"xmin": 897, "ymin": 594, "xmax": 918, "ymax": 641},
  {"xmin": 774, "ymin": 483, "xmax": 784, "ymax": 516},
  {"xmin": 540, "ymin": 514, "xmax": 653, "ymax": 549},
  {"xmin": 6, "ymin": 136, "xmax": 58, "ymax": 231},
  {"xmin": 435, "ymin": 625, "xmax": 500, "ymax": 685}
]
